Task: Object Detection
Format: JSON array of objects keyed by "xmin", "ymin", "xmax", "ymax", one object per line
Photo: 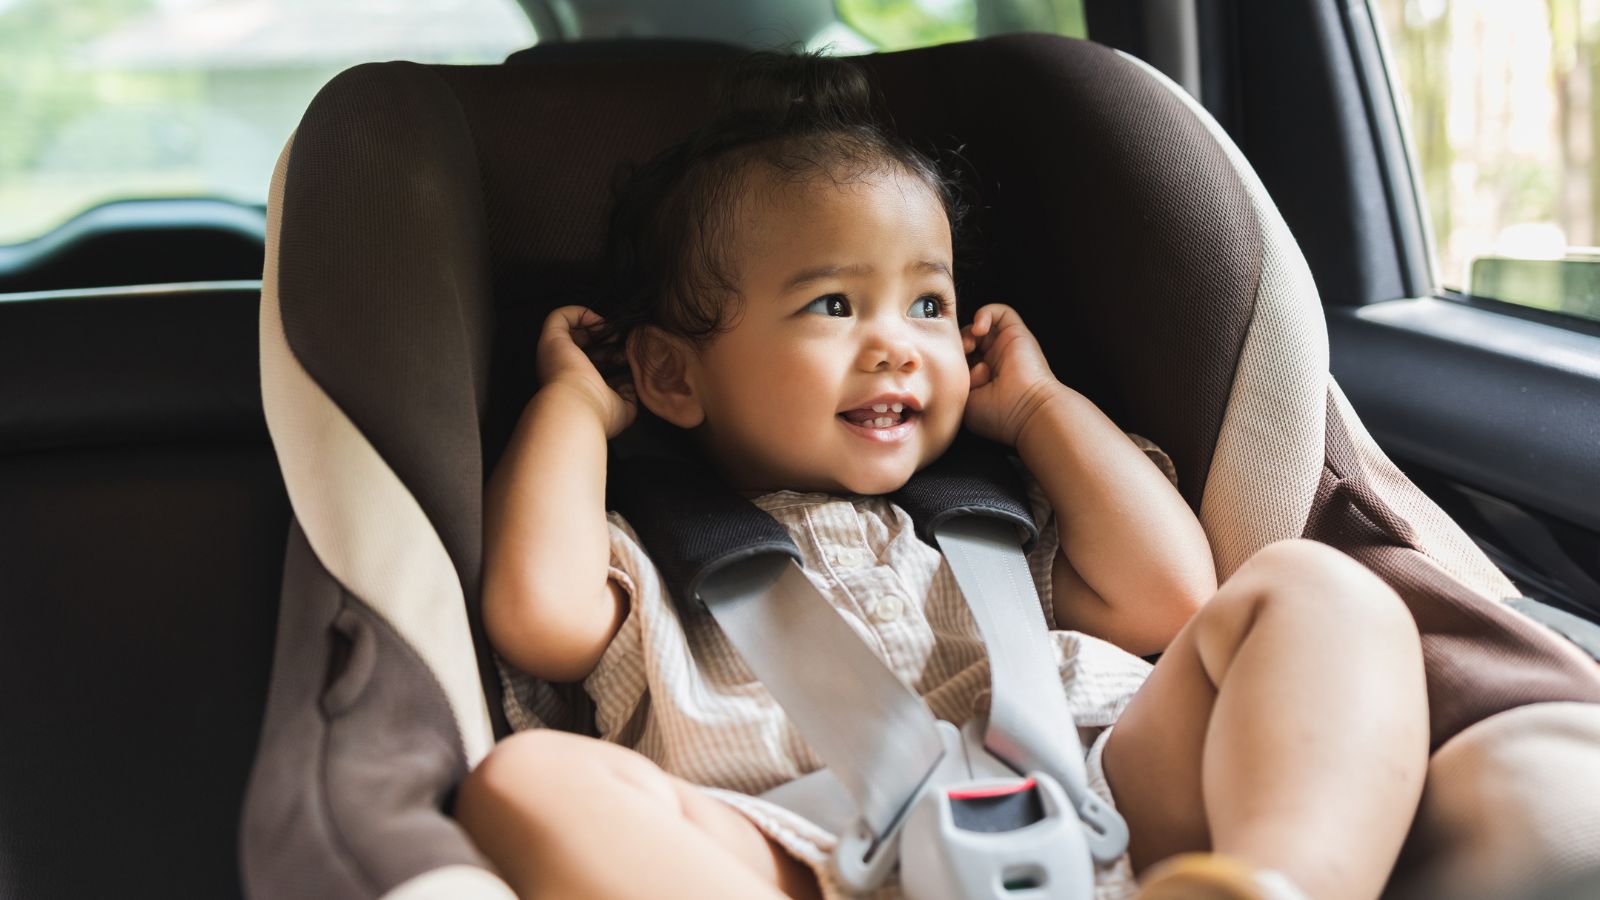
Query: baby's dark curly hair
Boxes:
[{"xmin": 585, "ymin": 49, "xmax": 968, "ymax": 387}]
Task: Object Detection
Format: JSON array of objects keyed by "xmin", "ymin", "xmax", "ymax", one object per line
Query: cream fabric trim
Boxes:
[
  {"xmin": 1116, "ymin": 51, "xmax": 1328, "ymax": 580},
  {"xmin": 1327, "ymin": 379, "xmax": 1516, "ymax": 599},
  {"xmin": 260, "ymin": 133, "xmax": 494, "ymax": 766},
  {"xmin": 379, "ymin": 865, "xmax": 518, "ymax": 900}
]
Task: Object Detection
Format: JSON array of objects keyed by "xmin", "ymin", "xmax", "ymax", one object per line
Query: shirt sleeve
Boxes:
[
  {"xmin": 1125, "ymin": 431, "xmax": 1180, "ymax": 488},
  {"xmin": 495, "ymin": 511, "xmax": 649, "ymax": 737},
  {"xmin": 580, "ymin": 511, "xmax": 655, "ymax": 741}
]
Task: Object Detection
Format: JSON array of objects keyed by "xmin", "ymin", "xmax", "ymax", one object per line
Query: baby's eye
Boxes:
[
  {"xmin": 803, "ymin": 294, "xmax": 851, "ymax": 317},
  {"xmin": 907, "ymin": 295, "xmax": 946, "ymax": 319}
]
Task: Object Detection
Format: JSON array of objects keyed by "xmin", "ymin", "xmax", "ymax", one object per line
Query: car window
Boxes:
[
  {"xmin": 1373, "ymin": 0, "xmax": 1600, "ymax": 326},
  {"xmin": 834, "ymin": 0, "xmax": 1085, "ymax": 53},
  {"xmin": 0, "ymin": 0, "xmax": 536, "ymax": 247}
]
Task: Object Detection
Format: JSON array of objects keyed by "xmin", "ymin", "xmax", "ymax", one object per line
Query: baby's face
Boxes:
[{"xmin": 687, "ymin": 166, "xmax": 968, "ymax": 495}]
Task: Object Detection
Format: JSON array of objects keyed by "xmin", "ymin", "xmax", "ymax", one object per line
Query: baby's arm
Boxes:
[
  {"xmin": 962, "ymin": 304, "xmax": 1217, "ymax": 657},
  {"xmin": 1016, "ymin": 389, "xmax": 1216, "ymax": 655},
  {"xmin": 483, "ymin": 306, "xmax": 635, "ymax": 684}
]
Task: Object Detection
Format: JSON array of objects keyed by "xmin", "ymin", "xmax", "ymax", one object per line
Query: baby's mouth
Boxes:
[{"xmin": 839, "ymin": 402, "xmax": 913, "ymax": 429}]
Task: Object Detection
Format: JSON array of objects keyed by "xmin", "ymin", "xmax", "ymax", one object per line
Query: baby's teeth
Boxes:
[
  {"xmin": 890, "ymin": 403, "xmax": 904, "ymax": 413},
  {"xmin": 872, "ymin": 403, "xmax": 889, "ymax": 413},
  {"xmin": 873, "ymin": 417, "xmax": 894, "ymax": 427}
]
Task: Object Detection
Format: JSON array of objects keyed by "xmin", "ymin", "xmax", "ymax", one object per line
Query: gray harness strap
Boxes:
[
  {"xmin": 699, "ymin": 514, "xmax": 1129, "ymax": 897},
  {"xmin": 615, "ymin": 440, "xmax": 1128, "ymax": 896},
  {"xmin": 696, "ymin": 554, "xmax": 946, "ymax": 840},
  {"xmin": 935, "ymin": 516, "xmax": 1128, "ymax": 865}
]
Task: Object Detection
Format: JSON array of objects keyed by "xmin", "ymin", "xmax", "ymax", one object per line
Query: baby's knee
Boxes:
[
  {"xmin": 1245, "ymin": 537, "xmax": 1370, "ymax": 581},
  {"xmin": 457, "ymin": 729, "xmax": 681, "ymax": 826},
  {"xmin": 1215, "ymin": 539, "xmax": 1415, "ymax": 634},
  {"xmin": 457, "ymin": 730, "xmax": 566, "ymax": 820}
]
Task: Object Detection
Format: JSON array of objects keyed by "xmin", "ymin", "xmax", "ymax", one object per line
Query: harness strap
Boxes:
[
  {"xmin": 936, "ymin": 516, "xmax": 1128, "ymax": 864},
  {"xmin": 606, "ymin": 445, "xmax": 801, "ymax": 607},
  {"xmin": 696, "ymin": 553, "xmax": 946, "ymax": 841},
  {"xmin": 608, "ymin": 444, "xmax": 948, "ymax": 849},
  {"xmin": 610, "ymin": 435, "xmax": 1126, "ymax": 893},
  {"xmin": 890, "ymin": 437, "xmax": 1124, "ymax": 861}
]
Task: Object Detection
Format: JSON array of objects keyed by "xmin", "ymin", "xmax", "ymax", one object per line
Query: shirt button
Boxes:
[
  {"xmin": 870, "ymin": 595, "xmax": 904, "ymax": 623},
  {"xmin": 834, "ymin": 548, "xmax": 871, "ymax": 569}
]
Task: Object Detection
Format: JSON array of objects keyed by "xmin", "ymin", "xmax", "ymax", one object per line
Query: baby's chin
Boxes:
[
  {"xmin": 832, "ymin": 472, "xmax": 914, "ymax": 496},
  {"xmin": 724, "ymin": 435, "xmax": 956, "ymax": 496},
  {"xmin": 828, "ymin": 440, "xmax": 959, "ymax": 495},
  {"xmin": 730, "ymin": 462, "xmax": 917, "ymax": 497},
  {"xmin": 825, "ymin": 458, "xmax": 936, "ymax": 496}
]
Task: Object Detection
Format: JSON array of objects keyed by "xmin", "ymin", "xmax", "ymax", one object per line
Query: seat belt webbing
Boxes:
[
  {"xmin": 696, "ymin": 552, "xmax": 946, "ymax": 840},
  {"xmin": 937, "ymin": 516, "xmax": 1129, "ymax": 864}
]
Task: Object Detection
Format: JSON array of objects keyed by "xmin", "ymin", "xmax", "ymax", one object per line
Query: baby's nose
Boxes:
[{"xmin": 860, "ymin": 335, "xmax": 919, "ymax": 372}]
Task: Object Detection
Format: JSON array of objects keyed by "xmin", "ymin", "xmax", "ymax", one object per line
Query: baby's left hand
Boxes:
[{"xmin": 961, "ymin": 303, "xmax": 1066, "ymax": 447}]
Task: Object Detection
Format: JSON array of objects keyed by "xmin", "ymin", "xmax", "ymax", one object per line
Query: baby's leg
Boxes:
[
  {"xmin": 455, "ymin": 729, "xmax": 821, "ymax": 900},
  {"xmin": 1101, "ymin": 538, "xmax": 1428, "ymax": 900}
]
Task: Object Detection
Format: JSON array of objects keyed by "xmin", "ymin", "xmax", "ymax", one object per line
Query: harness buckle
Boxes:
[
  {"xmin": 831, "ymin": 722, "xmax": 970, "ymax": 893},
  {"xmin": 828, "ymin": 721, "xmax": 1098, "ymax": 899},
  {"xmin": 902, "ymin": 769, "xmax": 1093, "ymax": 900}
]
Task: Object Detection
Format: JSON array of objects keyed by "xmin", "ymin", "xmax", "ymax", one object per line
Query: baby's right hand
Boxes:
[{"xmin": 536, "ymin": 305, "xmax": 637, "ymax": 438}]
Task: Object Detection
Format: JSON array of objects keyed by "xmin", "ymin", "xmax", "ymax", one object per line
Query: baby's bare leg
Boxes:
[
  {"xmin": 455, "ymin": 730, "xmax": 820, "ymax": 900},
  {"xmin": 1102, "ymin": 538, "xmax": 1428, "ymax": 900}
]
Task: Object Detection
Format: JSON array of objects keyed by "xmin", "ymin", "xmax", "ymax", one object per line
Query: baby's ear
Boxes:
[{"xmin": 626, "ymin": 326, "xmax": 705, "ymax": 429}]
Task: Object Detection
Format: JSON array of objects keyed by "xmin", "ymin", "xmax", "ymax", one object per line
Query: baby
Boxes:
[{"xmin": 457, "ymin": 51, "xmax": 1430, "ymax": 900}]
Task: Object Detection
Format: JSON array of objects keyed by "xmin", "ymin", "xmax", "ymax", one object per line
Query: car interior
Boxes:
[{"xmin": 3, "ymin": 1, "xmax": 1599, "ymax": 899}]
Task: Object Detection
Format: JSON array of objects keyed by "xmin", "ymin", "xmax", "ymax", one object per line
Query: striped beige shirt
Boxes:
[{"xmin": 501, "ymin": 447, "xmax": 1174, "ymax": 897}]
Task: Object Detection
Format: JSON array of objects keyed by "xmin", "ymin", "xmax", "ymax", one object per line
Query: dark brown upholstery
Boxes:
[
  {"xmin": 1305, "ymin": 399, "xmax": 1600, "ymax": 749},
  {"xmin": 426, "ymin": 37, "xmax": 1261, "ymax": 510}
]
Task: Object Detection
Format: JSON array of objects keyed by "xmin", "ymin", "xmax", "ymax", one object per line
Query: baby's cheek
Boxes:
[
  {"xmin": 945, "ymin": 365, "xmax": 972, "ymax": 413},
  {"xmin": 927, "ymin": 400, "xmax": 965, "ymax": 456}
]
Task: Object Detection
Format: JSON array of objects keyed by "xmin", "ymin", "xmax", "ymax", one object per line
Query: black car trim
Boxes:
[{"xmin": 1328, "ymin": 298, "xmax": 1600, "ymax": 534}]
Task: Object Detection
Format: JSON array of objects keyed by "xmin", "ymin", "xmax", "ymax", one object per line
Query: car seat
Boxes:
[{"xmin": 242, "ymin": 34, "xmax": 1600, "ymax": 900}]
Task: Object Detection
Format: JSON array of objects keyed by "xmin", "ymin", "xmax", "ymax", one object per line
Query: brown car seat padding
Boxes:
[
  {"xmin": 426, "ymin": 37, "xmax": 1262, "ymax": 508},
  {"xmin": 245, "ymin": 34, "xmax": 1600, "ymax": 900},
  {"xmin": 1305, "ymin": 391, "xmax": 1600, "ymax": 748}
]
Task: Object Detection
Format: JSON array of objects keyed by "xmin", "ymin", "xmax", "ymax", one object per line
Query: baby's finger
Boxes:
[
  {"xmin": 974, "ymin": 306, "xmax": 992, "ymax": 336},
  {"xmin": 568, "ymin": 310, "xmax": 606, "ymax": 348},
  {"xmin": 973, "ymin": 302, "xmax": 1020, "ymax": 349},
  {"xmin": 543, "ymin": 305, "xmax": 588, "ymax": 339},
  {"xmin": 973, "ymin": 314, "xmax": 1004, "ymax": 357},
  {"xmin": 981, "ymin": 303, "xmax": 1022, "ymax": 332},
  {"xmin": 969, "ymin": 360, "xmax": 992, "ymax": 388}
]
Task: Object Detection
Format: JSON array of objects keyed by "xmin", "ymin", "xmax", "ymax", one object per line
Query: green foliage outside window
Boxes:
[
  {"xmin": 0, "ymin": 0, "xmax": 531, "ymax": 247},
  {"xmin": 1376, "ymin": 0, "xmax": 1600, "ymax": 325},
  {"xmin": 0, "ymin": 0, "xmax": 207, "ymax": 245},
  {"xmin": 0, "ymin": 0, "xmax": 1086, "ymax": 249}
]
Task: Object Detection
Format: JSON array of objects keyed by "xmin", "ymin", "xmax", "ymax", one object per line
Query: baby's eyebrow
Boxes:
[
  {"xmin": 781, "ymin": 263, "xmax": 870, "ymax": 293},
  {"xmin": 780, "ymin": 260, "xmax": 952, "ymax": 293}
]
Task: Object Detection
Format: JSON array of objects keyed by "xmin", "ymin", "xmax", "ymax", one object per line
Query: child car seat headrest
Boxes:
[{"xmin": 247, "ymin": 34, "xmax": 1600, "ymax": 900}]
